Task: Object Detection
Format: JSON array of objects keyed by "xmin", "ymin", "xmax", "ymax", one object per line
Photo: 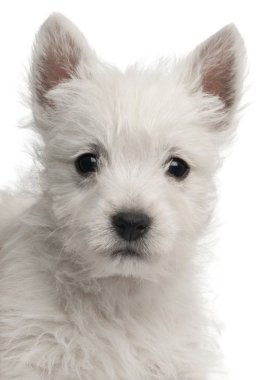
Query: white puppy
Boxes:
[{"xmin": 0, "ymin": 14, "xmax": 245, "ymax": 379}]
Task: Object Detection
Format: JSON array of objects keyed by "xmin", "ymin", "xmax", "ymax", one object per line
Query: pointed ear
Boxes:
[
  {"xmin": 180, "ymin": 24, "xmax": 245, "ymax": 122},
  {"xmin": 30, "ymin": 13, "xmax": 93, "ymax": 107}
]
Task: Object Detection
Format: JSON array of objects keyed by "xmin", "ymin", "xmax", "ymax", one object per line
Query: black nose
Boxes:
[{"xmin": 112, "ymin": 212, "xmax": 151, "ymax": 242}]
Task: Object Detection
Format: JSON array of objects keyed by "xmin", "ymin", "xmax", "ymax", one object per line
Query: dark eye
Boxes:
[
  {"xmin": 167, "ymin": 157, "xmax": 190, "ymax": 179},
  {"xmin": 75, "ymin": 153, "xmax": 98, "ymax": 175}
]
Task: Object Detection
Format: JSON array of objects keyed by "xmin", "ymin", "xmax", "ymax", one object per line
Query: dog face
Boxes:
[{"xmin": 30, "ymin": 14, "xmax": 244, "ymax": 280}]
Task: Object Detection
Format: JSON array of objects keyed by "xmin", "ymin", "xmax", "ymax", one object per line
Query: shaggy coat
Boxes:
[{"xmin": 0, "ymin": 14, "xmax": 245, "ymax": 380}]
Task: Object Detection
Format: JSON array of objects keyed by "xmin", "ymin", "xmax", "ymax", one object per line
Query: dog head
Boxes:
[{"xmin": 30, "ymin": 14, "xmax": 245, "ymax": 281}]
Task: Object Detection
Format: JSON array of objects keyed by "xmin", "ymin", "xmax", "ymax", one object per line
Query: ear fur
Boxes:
[
  {"xmin": 180, "ymin": 24, "xmax": 246, "ymax": 123},
  {"xmin": 30, "ymin": 13, "xmax": 93, "ymax": 107}
]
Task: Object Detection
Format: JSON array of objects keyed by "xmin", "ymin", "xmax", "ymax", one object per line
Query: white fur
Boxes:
[{"xmin": 0, "ymin": 14, "xmax": 245, "ymax": 379}]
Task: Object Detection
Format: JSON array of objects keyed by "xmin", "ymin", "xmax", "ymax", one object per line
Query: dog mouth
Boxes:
[{"xmin": 111, "ymin": 248, "xmax": 143, "ymax": 259}]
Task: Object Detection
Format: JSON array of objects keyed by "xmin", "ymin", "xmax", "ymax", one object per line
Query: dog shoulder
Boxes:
[{"xmin": 0, "ymin": 190, "xmax": 35, "ymax": 247}]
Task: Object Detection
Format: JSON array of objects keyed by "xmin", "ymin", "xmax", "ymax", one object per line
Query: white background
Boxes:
[{"xmin": 0, "ymin": 1, "xmax": 276, "ymax": 379}]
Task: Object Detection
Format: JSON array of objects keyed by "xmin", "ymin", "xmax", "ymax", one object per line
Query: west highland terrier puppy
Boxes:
[{"xmin": 0, "ymin": 13, "xmax": 245, "ymax": 380}]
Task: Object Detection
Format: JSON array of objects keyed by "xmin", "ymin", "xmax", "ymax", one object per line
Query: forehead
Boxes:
[
  {"xmin": 50, "ymin": 66, "xmax": 214, "ymax": 164},
  {"xmin": 105, "ymin": 66, "xmax": 198, "ymax": 132}
]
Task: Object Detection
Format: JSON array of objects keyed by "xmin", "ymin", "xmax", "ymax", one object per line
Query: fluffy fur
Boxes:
[{"xmin": 0, "ymin": 14, "xmax": 245, "ymax": 379}]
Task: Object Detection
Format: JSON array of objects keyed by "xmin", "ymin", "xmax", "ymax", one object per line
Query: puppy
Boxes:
[{"xmin": 0, "ymin": 13, "xmax": 245, "ymax": 379}]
